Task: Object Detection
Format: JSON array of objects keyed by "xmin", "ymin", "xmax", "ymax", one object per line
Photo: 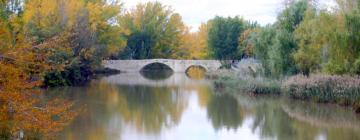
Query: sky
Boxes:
[{"xmin": 121, "ymin": 0, "xmax": 336, "ymax": 32}]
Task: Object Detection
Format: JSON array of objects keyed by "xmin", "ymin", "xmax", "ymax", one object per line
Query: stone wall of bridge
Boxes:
[
  {"xmin": 103, "ymin": 59, "xmax": 262, "ymax": 73},
  {"xmin": 103, "ymin": 59, "xmax": 223, "ymax": 73}
]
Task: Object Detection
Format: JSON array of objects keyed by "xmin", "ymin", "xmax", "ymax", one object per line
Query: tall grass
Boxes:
[
  {"xmin": 210, "ymin": 71, "xmax": 360, "ymax": 113},
  {"xmin": 210, "ymin": 70, "xmax": 281, "ymax": 95},
  {"xmin": 283, "ymin": 75, "xmax": 360, "ymax": 113}
]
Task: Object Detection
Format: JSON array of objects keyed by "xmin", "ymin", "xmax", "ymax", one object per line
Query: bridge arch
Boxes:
[
  {"xmin": 140, "ymin": 62, "xmax": 174, "ymax": 72},
  {"xmin": 185, "ymin": 65, "xmax": 209, "ymax": 73},
  {"xmin": 185, "ymin": 65, "xmax": 208, "ymax": 80},
  {"xmin": 140, "ymin": 62, "xmax": 174, "ymax": 81}
]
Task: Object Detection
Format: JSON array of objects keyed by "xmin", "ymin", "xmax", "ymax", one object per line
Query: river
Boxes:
[{"xmin": 44, "ymin": 71, "xmax": 360, "ymax": 140}]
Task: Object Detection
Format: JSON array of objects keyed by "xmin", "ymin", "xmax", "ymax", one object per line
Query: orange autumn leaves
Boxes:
[
  {"xmin": 0, "ymin": 52, "xmax": 79, "ymax": 139},
  {"xmin": 1, "ymin": 9, "xmax": 79, "ymax": 140}
]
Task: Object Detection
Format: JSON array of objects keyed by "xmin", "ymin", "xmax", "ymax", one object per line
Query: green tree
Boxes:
[
  {"xmin": 273, "ymin": 0, "xmax": 308, "ymax": 75},
  {"xmin": 252, "ymin": 0, "xmax": 309, "ymax": 76},
  {"xmin": 118, "ymin": 2, "xmax": 186, "ymax": 59},
  {"xmin": 207, "ymin": 16, "xmax": 247, "ymax": 60},
  {"xmin": 250, "ymin": 26, "xmax": 276, "ymax": 76},
  {"xmin": 293, "ymin": 0, "xmax": 360, "ymax": 75}
]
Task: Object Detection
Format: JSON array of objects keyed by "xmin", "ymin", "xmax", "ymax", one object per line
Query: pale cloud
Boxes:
[{"xmin": 121, "ymin": 0, "xmax": 336, "ymax": 31}]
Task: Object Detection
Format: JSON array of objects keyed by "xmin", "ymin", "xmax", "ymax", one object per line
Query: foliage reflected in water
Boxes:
[
  {"xmin": 116, "ymin": 85, "xmax": 187, "ymax": 133},
  {"xmin": 0, "ymin": 91, "xmax": 79, "ymax": 140},
  {"xmin": 140, "ymin": 63, "xmax": 174, "ymax": 80},
  {"xmin": 207, "ymin": 94, "xmax": 243, "ymax": 131},
  {"xmin": 52, "ymin": 80, "xmax": 187, "ymax": 140},
  {"xmin": 186, "ymin": 66, "xmax": 207, "ymax": 80},
  {"xmin": 242, "ymin": 95, "xmax": 360, "ymax": 140},
  {"xmin": 43, "ymin": 74, "xmax": 360, "ymax": 140}
]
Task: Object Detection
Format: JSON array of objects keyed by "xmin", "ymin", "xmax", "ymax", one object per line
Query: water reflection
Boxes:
[
  {"xmin": 44, "ymin": 73, "xmax": 360, "ymax": 140},
  {"xmin": 104, "ymin": 73, "xmax": 210, "ymax": 87},
  {"xmin": 207, "ymin": 94, "xmax": 243, "ymax": 131},
  {"xmin": 0, "ymin": 91, "xmax": 79, "ymax": 139},
  {"xmin": 140, "ymin": 70, "xmax": 174, "ymax": 81},
  {"xmin": 116, "ymin": 85, "xmax": 187, "ymax": 133}
]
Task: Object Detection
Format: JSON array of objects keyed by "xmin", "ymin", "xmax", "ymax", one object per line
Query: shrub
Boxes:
[
  {"xmin": 247, "ymin": 78, "xmax": 281, "ymax": 94},
  {"xmin": 212, "ymin": 71, "xmax": 281, "ymax": 95},
  {"xmin": 43, "ymin": 63, "xmax": 93, "ymax": 87}
]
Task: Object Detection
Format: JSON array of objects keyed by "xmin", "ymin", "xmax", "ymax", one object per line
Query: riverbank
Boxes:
[
  {"xmin": 208, "ymin": 70, "xmax": 360, "ymax": 113},
  {"xmin": 209, "ymin": 71, "xmax": 281, "ymax": 95},
  {"xmin": 283, "ymin": 75, "xmax": 360, "ymax": 113},
  {"xmin": 43, "ymin": 66, "xmax": 121, "ymax": 87}
]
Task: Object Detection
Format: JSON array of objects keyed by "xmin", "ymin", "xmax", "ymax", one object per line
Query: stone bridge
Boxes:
[{"xmin": 103, "ymin": 59, "xmax": 223, "ymax": 73}]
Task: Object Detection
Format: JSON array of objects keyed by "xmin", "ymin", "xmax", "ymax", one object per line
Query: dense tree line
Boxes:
[
  {"xmin": 3, "ymin": 0, "xmax": 360, "ymax": 138},
  {"xmin": 1, "ymin": 0, "xmax": 127, "ymax": 86},
  {"xmin": 2, "ymin": 0, "xmax": 360, "ymax": 85},
  {"xmin": 118, "ymin": 2, "xmax": 186, "ymax": 59},
  {"xmin": 207, "ymin": 16, "xmax": 258, "ymax": 60},
  {"xmin": 244, "ymin": 0, "xmax": 360, "ymax": 77},
  {"xmin": 250, "ymin": 0, "xmax": 308, "ymax": 76}
]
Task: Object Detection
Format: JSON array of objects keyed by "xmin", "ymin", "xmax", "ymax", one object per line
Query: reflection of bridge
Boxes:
[
  {"xmin": 103, "ymin": 59, "xmax": 222, "ymax": 72},
  {"xmin": 103, "ymin": 73, "xmax": 211, "ymax": 87}
]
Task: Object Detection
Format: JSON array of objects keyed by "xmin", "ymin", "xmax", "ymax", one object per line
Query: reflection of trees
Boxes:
[
  {"xmin": 249, "ymin": 100, "xmax": 311, "ymax": 140},
  {"xmin": 47, "ymin": 78, "xmax": 188, "ymax": 139},
  {"xmin": 207, "ymin": 94, "xmax": 243, "ymax": 130},
  {"xmin": 282, "ymin": 100, "xmax": 360, "ymax": 129},
  {"xmin": 0, "ymin": 91, "xmax": 78, "ymax": 139},
  {"xmin": 196, "ymin": 85, "xmax": 213, "ymax": 108},
  {"xmin": 117, "ymin": 85, "xmax": 187, "ymax": 133},
  {"xmin": 241, "ymin": 95, "xmax": 360, "ymax": 140},
  {"xmin": 48, "ymin": 81, "xmax": 125, "ymax": 140},
  {"xmin": 281, "ymin": 100, "xmax": 360, "ymax": 140},
  {"xmin": 140, "ymin": 70, "xmax": 173, "ymax": 81}
]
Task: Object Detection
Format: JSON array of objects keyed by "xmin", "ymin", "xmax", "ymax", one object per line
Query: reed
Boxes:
[
  {"xmin": 212, "ymin": 72, "xmax": 281, "ymax": 95},
  {"xmin": 283, "ymin": 75, "xmax": 360, "ymax": 111}
]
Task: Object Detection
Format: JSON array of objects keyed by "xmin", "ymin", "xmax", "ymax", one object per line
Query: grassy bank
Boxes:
[
  {"xmin": 209, "ymin": 70, "xmax": 281, "ymax": 95},
  {"xmin": 282, "ymin": 75, "xmax": 360, "ymax": 113},
  {"xmin": 209, "ymin": 71, "xmax": 360, "ymax": 113}
]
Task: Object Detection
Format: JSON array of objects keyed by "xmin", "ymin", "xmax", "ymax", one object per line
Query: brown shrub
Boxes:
[{"xmin": 283, "ymin": 74, "xmax": 360, "ymax": 113}]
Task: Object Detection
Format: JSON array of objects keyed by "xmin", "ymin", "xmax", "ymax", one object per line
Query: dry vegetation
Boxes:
[{"xmin": 283, "ymin": 75, "xmax": 360, "ymax": 113}]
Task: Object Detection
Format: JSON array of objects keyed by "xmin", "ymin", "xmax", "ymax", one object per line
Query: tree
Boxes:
[
  {"xmin": 1, "ymin": 3, "xmax": 78, "ymax": 138},
  {"xmin": 251, "ymin": 26, "xmax": 277, "ymax": 76},
  {"xmin": 293, "ymin": 0, "xmax": 360, "ymax": 75},
  {"xmin": 19, "ymin": 0, "xmax": 126, "ymax": 86},
  {"xmin": 238, "ymin": 26, "xmax": 258, "ymax": 59},
  {"xmin": 175, "ymin": 23, "xmax": 210, "ymax": 59},
  {"xmin": 251, "ymin": 0, "xmax": 308, "ymax": 77},
  {"xmin": 208, "ymin": 16, "xmax": 247, "ymax": 60},
  {"xmin": 118, "ymin": 2, "xmax": 187, "ymax": 59}
]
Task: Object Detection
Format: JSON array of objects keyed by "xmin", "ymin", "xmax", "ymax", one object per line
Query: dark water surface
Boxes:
[{"xmin": 45, "ymin": 71, "xmax": 360, "ymax": 140}]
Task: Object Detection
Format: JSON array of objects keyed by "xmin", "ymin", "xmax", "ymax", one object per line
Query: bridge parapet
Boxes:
[
  {"xmin": 103, "ymin": 59, "xmax": 262, "ymax": 73},
  {"xmin": 103, "ymin": 59, "xmax": 222, "ymax": 73}
]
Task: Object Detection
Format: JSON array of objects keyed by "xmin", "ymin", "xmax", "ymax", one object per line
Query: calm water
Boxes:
[{"xmin": 45, "ymin": 72, "xmax": 360, "ymax": 140}]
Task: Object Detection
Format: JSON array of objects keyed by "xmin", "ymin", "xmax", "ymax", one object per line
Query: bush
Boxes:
[
  {"xmin": 247, "ymin": 79, "xmax": 281, "ymax": 94},
  {"xmin": 43, "ymin": 63, "xmax": 93, "ymax": 87},
  {"xmin": 283, "ymin": 75, "xmax": 360, "ymax": 109},
  {"xmin": 212, "ymin": 71, "xmax": 281, "ymax": 95}
]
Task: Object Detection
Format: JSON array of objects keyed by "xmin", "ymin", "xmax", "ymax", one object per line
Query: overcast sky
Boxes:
[{"xmin": 121, "ymin": 0, "xmax": 336, "ymax": 31}]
